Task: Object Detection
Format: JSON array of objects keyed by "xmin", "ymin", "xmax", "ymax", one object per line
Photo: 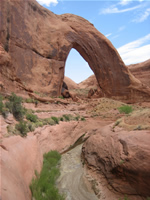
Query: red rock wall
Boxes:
[{"xmin": 0, "ymin": 0, "xmax": 150, "ymax": 101}]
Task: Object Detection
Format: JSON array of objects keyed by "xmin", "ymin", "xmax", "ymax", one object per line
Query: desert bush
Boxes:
[
  {"xmin": 28, "ymin": 123, "xmax": 36, "ymax": 132},
  {"xmin": 34, "ymin": 121, "xmax": 43, "ymax": 128},
  {"xmin": 0, "ymin": 96, "xmax": 4, "ymax": 114},
  {"xmin": 7, "ymin": 125, "xmax": 18, "ymax": 134},
  {"xmin": 118, "ymin": 105, "xmax": 133, "ymax": 114},
  {"xmin": 2, "ymin": 107, "xmax": 9, "ymax": 118},
  {"xmin": 5, "ymin": 101, "xmax": 13, "ymax": 113},
  {"xmin": 81, "ymin": 117, "xmax": 85, "ymax": 121},
  {"xmin": 25, "ymin": 98, "xmax": 35, "ymax": 103},
  {"xmin": 15, "ymin": 121, "xmax": 28, "ymax": 136},
  {"xmin": 75, "ymin": 115, "xmax": 80, "ymax": 121},
  {"xmin": 59, "ymin": 117, "xmax": 64, "ymax": 121},
  {"xmin": 51, "ymin": 116, "xmax": 59, "ymax": 124},
  {"xmin": 63, "ymin": 114, "xmax": 70, "ymax": 121},
  {"xmin": 6, "ymin": 93, "xmax": 25, "ymax": 121},
  {"xmin": 58, "ymin": 96, "xmax": 64, "ymax": 99},
  {"xmin": 63, "ymin": 114, "xmax": 74, "ymax": 121},
  {"xmin": 30, "ymin": 150, "xmax": 64, "ymax": 200},
  {"xmin": 26, "ymin": 113, "xmax": 38, "ymax": 123},
  {"xmin": 43, "ymin": 118, "xmax": 55, "ymax": 125}
]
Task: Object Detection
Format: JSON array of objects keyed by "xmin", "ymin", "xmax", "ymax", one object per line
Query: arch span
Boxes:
[{"xmin": 59, "ymin": 14, "xmax": 137, "ymax": 98}]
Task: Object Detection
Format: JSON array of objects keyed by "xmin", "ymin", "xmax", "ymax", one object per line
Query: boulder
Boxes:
[
  {"xmin": 79, "ymin": 75, "xmax": 98, "ymax": 89},
  {"xmin": 64, "ymin": 76, "xmax": 79, "ymax": 90},
  {"xmin": 61, "ymin": 89, "xmax": 70, "ymax": 98},
  {"xmin": 82, "ymin": 125, "xmax": 150, "ymax": 197}
]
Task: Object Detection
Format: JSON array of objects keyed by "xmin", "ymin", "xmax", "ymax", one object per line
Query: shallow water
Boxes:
[{"xmin": 57, "ymin": 144, "xmax": 98, "ymax": 200}]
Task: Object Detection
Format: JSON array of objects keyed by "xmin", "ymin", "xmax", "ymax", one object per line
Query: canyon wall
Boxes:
[{"xmin": 0, "ymin": 0, "xmax": 150, "ymax": 101}]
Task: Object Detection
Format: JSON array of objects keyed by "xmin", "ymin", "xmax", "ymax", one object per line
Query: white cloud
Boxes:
[
  {"xmin": 36, "ymin": 0, "xmax": 58, "ymax": 7},
  {"xmin": 100, "ymin": 4, "xmax": 141, "ymax": 14},
  {"xmin": 133, "ymin": 8, "xmax": 150, "ymax": 22},
  {"xmin": 117, "ymin": 34, "xmax": 150, "ymax": 65},
  {"xmin": 105, "ymin": 33, "xmax": 112, "ymax": 37},
  {"xmin": 119, "ymin": 0, "xmax": 132, "ymax": 6},
  {"xmin": 112, "ymin": 34, "xmax": 120, "ymax": 40},
  {"xmin": 118, "ymin": 26, "xmax": 126, "ymax": 32}
]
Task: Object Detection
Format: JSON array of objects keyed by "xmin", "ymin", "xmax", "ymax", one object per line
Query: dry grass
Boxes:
[
  {"xmin": 88, "ymin": 97, "xmax": 150, "ymax": 130},
  {"xmin": 117, "ymin": 108, "xmax": 150, "ymax": 131}
]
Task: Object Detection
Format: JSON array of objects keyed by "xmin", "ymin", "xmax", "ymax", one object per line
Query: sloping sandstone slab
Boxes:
[{"xmin": 82, "ymin": 125, "xmax": 150, "ymax": 197}]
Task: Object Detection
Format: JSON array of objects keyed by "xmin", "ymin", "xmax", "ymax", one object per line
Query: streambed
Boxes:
[{"xmin": 57, "ymin": 144, "xmax": 98, "ymax": 200}]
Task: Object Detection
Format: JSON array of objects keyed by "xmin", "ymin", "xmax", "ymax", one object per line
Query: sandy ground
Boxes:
[{"xmin": 57, "ymin": 144, "xmax": 98, "ymax": 200}]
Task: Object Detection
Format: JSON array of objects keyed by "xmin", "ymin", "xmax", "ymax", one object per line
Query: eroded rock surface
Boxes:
[
  {"xmin": 128, "ymin": 59, "xmax": 150, "ymax": 88},
  {"xmin": 0, "ymin": 118, "xmax": 110, "ymax": 200},
  {"xmin": 82, "ymin": 124, "xmax": 150, "ymax": 198},
  {"xmin": 0, "ymin": 0, "xmax": 150, "ymax": 101}
]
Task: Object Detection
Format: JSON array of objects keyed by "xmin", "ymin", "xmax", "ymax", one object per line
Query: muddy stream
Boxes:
[{"xmin": 57, "ymin": 144, "xmax": 98, "ymax": 200}]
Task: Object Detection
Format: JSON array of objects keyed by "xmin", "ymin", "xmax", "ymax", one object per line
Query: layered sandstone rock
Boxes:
[
  {"xmin": 0, "ymin": 118, "xmax": 110, "ymax": 200},
  {"xmin": 128, "ymin": 59, "xmax": 150, "ymax": 88},
  {"xmin": 64, "ymin": 76, "xmax": 79, "ymax": 90},
  {"xmin": 82, "ymin": 125, "xmax": 150, "ymax": 197},
  {"xmin": 79, "ymin": 75, "xmax": 98, "ymax": 89},
  {"xmin": 0, "ymin": 0, "xmax": 150, "ymax": 101}
]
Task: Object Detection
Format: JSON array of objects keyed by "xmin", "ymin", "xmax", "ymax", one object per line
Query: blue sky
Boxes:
[{"xmin": 36, "ymin": 0, "xmax": 150, "ymax": 83}]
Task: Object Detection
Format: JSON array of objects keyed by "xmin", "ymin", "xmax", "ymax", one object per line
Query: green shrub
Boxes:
[
  {"xmin": 2, "ymin": 107, "xmax": 9, "ymax": 118},
  {"xmin": 118, "ymin": 105, "xmax": 133, "ymax": 114},
  {"xmin": 43, "ymin": 118, "xmax": 55, "ymax": 126},
  {"xmin": 36, "ymin": 121, "xmax": 43, "ymax": 127},
  {"xmin": 0, "ymin": 95, "xmax": 3, "ymax": 101},
  {"xmin": 25, "ymin": 108, "xmax": 35, "ymax": 115},
  {"xmin": 75, "ymin": 115, "xmax": 80, "ymax": 121},
  {"xmin": 26, "ymin": 113, "xmax": 38, "ymax": 123},
  {"xmin": 7, "ymin": 125, "xmax": 18, "ymax": 134},
  {"xmin": 34, "ymin": 121, "xmax": 42, "ymax": 128},
  {"xmin": 6, "ymin": 93, "xmax": 25, "ymax": 121},
  {"xmin": 0, "ymin": 99, "xmax": 4, "ymax": 114},
  {"xmin": 51, "ymin": 116, "xmax": 59, "ymax": 124},
  {"xmin": 25, "ymin": 98, "xmax": 35, "ymax": 103},
  {"xmin": 58, "ymin": 96, "xmax": 64, "ymax": 99},
  {"xmin": 28, "ymin": 123, "xmax": 36, "ymax": 132},
  {"xmin": 30, "ymin": 151, "xmax": 64, "ymax": 200},
  {"xmin": 59, "ymin": 117, "xmax": 64, "ymax": 121},
  {"xmin": 63, "ymin": 114, "xmax": 71, "ymax": 121},
  {"xmin": 15, "ymin": 121, "xmax": 28, "ymax": 136},
  {"xmin": 5, "ymin": 101, "xmax": 13, "ymax": 113},
  {"xmin": 81, "ymin": 117, "xmax": 85, "ymax": 121}
]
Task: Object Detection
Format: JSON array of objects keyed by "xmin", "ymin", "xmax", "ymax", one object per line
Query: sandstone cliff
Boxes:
[
  {"xmin": 0, "ymin": 0, "xmax": 150, "ymax": 101},
  {"xmin": 128, "ymin": 59, "xmax": 150, "ymax": 88}
]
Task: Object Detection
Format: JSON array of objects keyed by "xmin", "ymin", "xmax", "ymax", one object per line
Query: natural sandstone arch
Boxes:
[
  {"xmin": 0, "ymin": 0, "xmax": 150, "ymax": 101},
  {"xmin": 60, "ymin": 14, "xmax": 150, "ymax": 100}
]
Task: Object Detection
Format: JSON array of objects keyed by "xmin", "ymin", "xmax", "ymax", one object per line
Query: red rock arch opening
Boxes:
[{"xmin": 65, "ymin": 48, "xmax": 94, "ymax": 84}]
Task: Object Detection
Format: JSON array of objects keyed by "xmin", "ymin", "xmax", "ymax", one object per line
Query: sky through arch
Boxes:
[{"xmin": 65, "ymin": 49, "xmax": 94, "ymax": 83}]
